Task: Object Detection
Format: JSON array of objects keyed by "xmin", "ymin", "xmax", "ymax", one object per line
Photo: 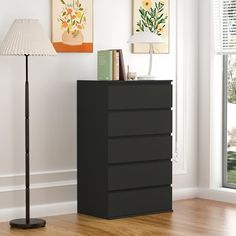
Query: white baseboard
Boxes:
[
  {"xmin": 173, "ymin": 187, "xmax": 236, "ymax": 204},
  {"xmin": 173, "ymin": 187, "xmax": 198, "ymax": 200},
  {"xmin": 198, "ymin": 187, "xmax": 236, "ymax": 204},
  {"xmin": 0, "ymin": 201, "xmax": 77, "ymax": 222},
  {"xmin": 0, "ymin": 169, "xmax": 77, "ymax": 221}
]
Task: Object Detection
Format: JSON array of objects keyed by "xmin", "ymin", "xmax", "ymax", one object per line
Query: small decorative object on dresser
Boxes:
[
  {"xmin": 77, "ymin": 80, "xmax": 173, "ymax": 219},
  {"xmin": 127, "ymin": 65, "xmax": 137, "ymax": 80},
  {"xmin": 0, "ymin": 19, "xmax": 57, "ymax": 229},
  {"xmin": 127, "ymin": 71, "xmax": 137, "ymax": 80}
]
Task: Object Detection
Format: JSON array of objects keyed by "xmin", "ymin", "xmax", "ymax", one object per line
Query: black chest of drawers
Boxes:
[{"xmin": 77, "ymin": 80, "xmax": 173, "ymax": 219}]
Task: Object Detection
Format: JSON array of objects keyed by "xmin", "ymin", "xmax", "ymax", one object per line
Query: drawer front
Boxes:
[
  {"xmin": 108, "ymin": 186, "xmax": 172, "ymax": 218},
  {"xmin": 108, "ymin": 135, "xmax": 172, "ymax": 164},
  {"xmin": 108, "ymin": 84, "xmax": 172, "ymax": 110},
  {"xmin": 108, "ymin": 161, "xmax": 172, "ymax": 191},
  {"xmin": 108, "ymin": 110, "xmax": 172, "ymax": 137}
]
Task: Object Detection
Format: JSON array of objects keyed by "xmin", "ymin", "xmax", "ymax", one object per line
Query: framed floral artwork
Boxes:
[
  {"xmin": 132, "ymin": 0, "xmax": 169, "ymax": 54},
  {"xmin": 52, "ymin": 0, "xmax": 93, "ymax": 53}
]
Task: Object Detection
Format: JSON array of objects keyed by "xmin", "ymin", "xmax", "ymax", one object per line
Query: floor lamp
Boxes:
[{"xmin": 0, "ymin": 19, "xmax": 57, "ymax": 229}]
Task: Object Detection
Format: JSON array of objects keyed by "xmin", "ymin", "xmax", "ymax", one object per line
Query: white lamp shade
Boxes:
[
  {"xmin": 128, "ymin": 31, "xmax": 163, "ymax": 44},
  {"xmin": 0, "ymin": 19, "xmax": 57, "ymax": 56}
]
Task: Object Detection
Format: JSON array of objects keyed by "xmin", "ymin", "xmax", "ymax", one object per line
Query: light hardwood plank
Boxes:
[{"xmin": 0, "ymin": 199, "xmax": 236, "ymax": 236}]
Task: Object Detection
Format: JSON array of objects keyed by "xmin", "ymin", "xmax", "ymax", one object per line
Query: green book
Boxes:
[{"xmin": 97, "ymin": 50, "xmax": 113, "ymax": 80}]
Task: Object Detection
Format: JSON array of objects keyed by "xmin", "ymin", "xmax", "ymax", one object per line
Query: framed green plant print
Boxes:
[{"xmin": 132, "ymin": 0, "xmax": 169, "ymax": 54}]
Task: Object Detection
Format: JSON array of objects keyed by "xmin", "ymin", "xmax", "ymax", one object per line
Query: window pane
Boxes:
[{"xmin": 226, "ymin": 55, "xmax": 236, "ymax": 185}]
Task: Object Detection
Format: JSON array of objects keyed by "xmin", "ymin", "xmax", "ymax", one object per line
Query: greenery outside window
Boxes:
[{"xmin": 223, "ymin": 55, "xmax": 236, "ymax": 187}]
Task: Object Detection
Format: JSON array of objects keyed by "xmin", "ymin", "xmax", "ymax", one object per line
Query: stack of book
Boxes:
[{"xmin": 97, "ymin": 49, "xmax": 126, "ymax": 81}]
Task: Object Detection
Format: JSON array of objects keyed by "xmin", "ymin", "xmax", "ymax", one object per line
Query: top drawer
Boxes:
[{"xmin": 108, "ymin": 83, "xmax": 172, "ymax": 110}]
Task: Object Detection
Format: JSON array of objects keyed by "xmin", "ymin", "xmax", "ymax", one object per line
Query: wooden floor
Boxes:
[{"xmin": 1, "ymin": 199, "xmax": 236, "ymax": 236}]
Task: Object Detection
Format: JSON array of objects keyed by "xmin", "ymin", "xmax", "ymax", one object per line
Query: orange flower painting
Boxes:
[{"xmin": 52, "ymin": 0, "xmax": 93, "ymax": 53}]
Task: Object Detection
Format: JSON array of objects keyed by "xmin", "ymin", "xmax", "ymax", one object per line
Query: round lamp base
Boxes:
[
  {"xmin": 10, "ymin": 218, "xmax": 46, "ymax": 229},
  {"xmin": 137, "ymin": 75, "xmax": 158, "ymax": 80}
]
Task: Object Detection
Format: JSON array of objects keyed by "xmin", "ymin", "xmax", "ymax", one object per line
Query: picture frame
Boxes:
[
  {"xmin": 132, "ymin": 0, "xmax": 169, "ymax": 54},
  {"xmin": 52, "ymin": 0, "xmax": 93, "ymax": 53}
]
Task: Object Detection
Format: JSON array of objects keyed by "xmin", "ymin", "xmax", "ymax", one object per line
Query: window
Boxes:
[
  {"xmin": 214, "ymin": 0, "xmax": 236, "ymax": 187},
  {"xmin": 213, "ymin": 0, "xmax": 236, "ymax": 188},
  {"xmin": 223, "ymin": 55, "xmax": 236, "ymax": 188}
]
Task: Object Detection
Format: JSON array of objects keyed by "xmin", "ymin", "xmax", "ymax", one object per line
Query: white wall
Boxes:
[
  {"xmin": 198, "ymin": 0, "xmax": 212, "ymax": 189},
  {"xmin": 173, "ymin": 0, "xmax": 198, "ymax": 193},
  {"xmin": 0, "ymin": 0, "xmax": 199, "ymax": 219},
  {"xmin": 198, "ymin": 0, "xmax": 224, "ymax": 190}
]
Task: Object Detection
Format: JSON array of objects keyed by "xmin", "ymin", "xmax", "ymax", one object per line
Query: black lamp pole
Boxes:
[
  {"xmin": 25, "ymin": 54, "xmax": 30, "ymax": 224},
  {"xmin": 9, "ymin": 55, "xmax": 46, "ymax": 229}
]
